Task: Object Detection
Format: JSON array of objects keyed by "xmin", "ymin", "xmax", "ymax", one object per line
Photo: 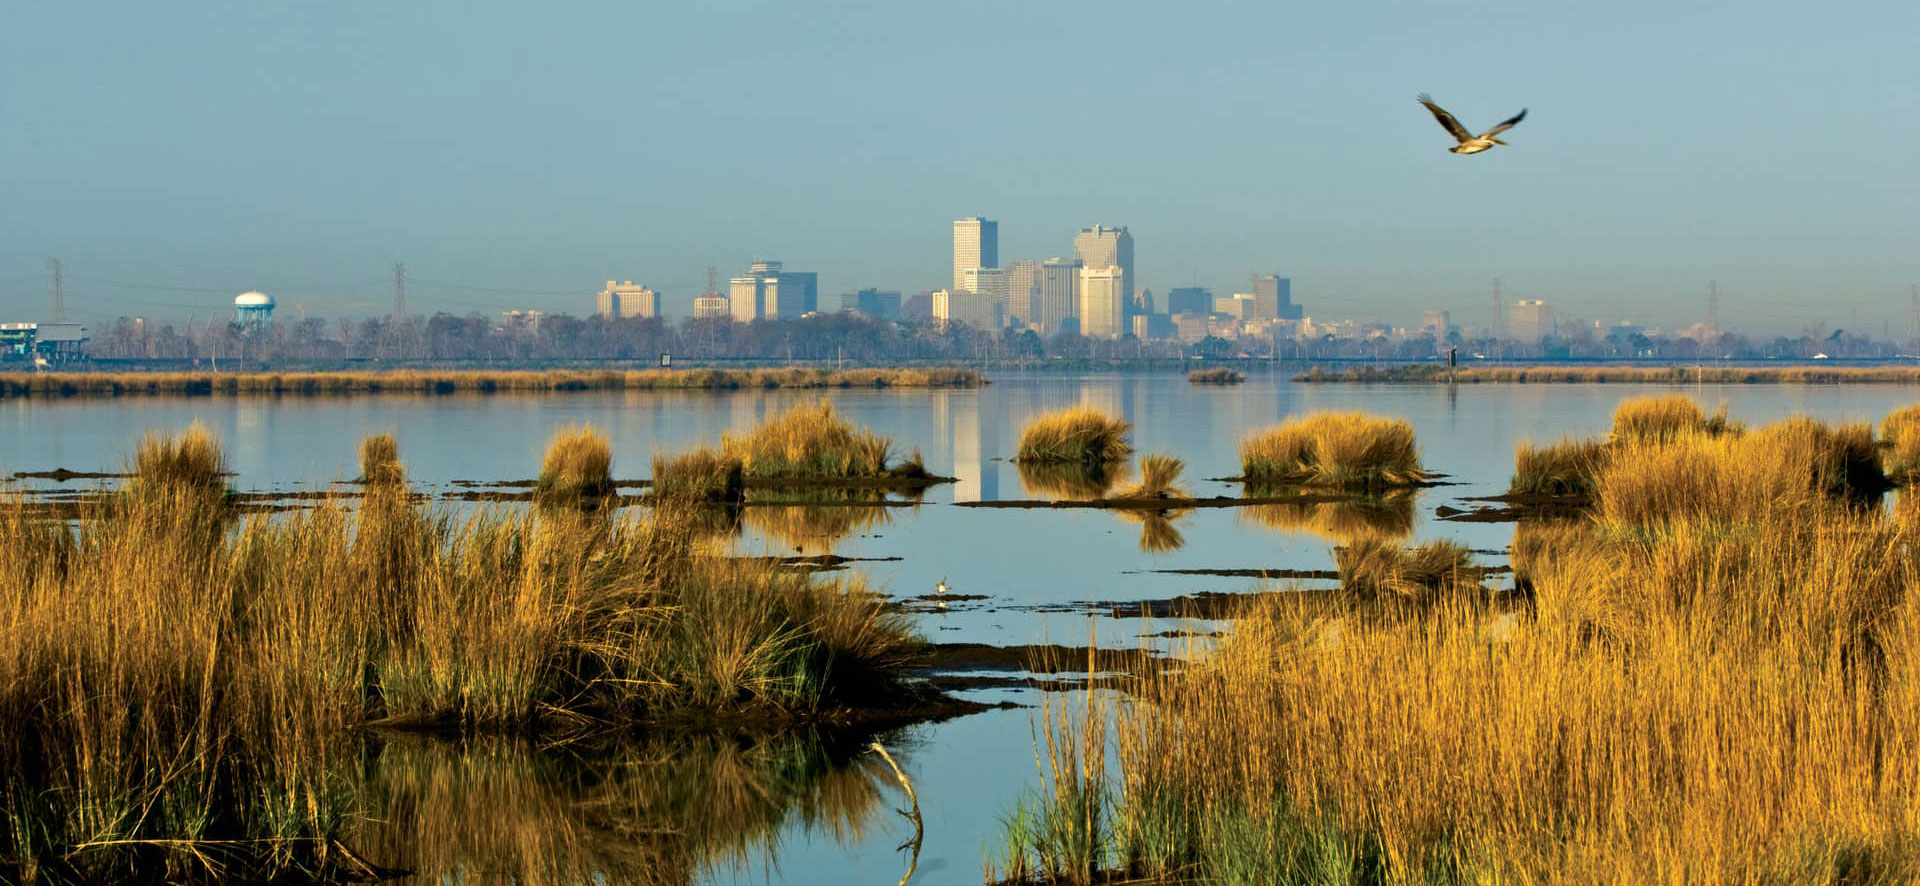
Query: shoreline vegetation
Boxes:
[
  {"xmin": 993, "ymin": 395, "xmax": 1920, "ymax": 885},
  {"xmin": 0, "ymin": 422, "xmax": 933, "ymax": 882},
  {"xmin": 1298, "ymin": 363, "xmax": 1920, "ymax": 384},
  {"xmin": 0, "ymin": 366, "xmax": 984, "ymax": 399}
]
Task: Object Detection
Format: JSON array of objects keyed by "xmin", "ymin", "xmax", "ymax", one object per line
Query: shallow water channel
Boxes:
[{"xmin": 7, "ymin": 369, "xmax": 1920, "ymax": 884}]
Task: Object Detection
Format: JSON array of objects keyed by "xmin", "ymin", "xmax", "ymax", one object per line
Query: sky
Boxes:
[{"xmin": 3, "ymin": 0, "xmax": 1917, "ymax": 337}]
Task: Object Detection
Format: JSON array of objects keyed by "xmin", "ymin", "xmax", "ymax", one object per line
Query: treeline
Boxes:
[{"xmin": 80, "ymin": 310, "xmax": 1908, "ymax": 367}]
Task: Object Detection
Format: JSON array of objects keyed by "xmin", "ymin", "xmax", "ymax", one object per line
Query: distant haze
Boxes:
[{"xmin": 2, "ymin": 0, "xmax": 1916, "ymax": 337}]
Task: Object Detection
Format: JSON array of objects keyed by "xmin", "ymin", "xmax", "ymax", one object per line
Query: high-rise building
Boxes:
[
  {"xmin": 1167, "ymin": 286, "xmax": 1212, "ymax": 316},
  {"xmin": 728, "ymin": 260, "xmax": 818, "ymax": 321},
  {"xmin": 1214, "ymin": 293, "xmax": 1256, "ymax": 320},
  {"xmin": 960, "ymin": 267, "xmax": 1009, "ymax": 326},
  {"xmin": 1079, "ymin": 266, "xmax": 1126, "ymax": 338},
  {"xmin": 953, "ymin": 217, "xmax": 998, "ymax": 292},
  {"xmin": 932, "ymin": 289, "xmax": 1003, "ymax": 329},
  {"xmin": 1074, "ymin": 225, "xmax": 1134, "ymax": 320},
  {"xmin": 1508, "ymin": 299, "xmax": 1554, "ymax": 342},
  {"xmin": 840, "ymin": 288, "xmax": 902, "ymax": 320},
  {"xmin": 596, "ymin": 280, "xmax": 658, "ymax": 319},
  {"xmin": 1251, "ymin": 275, "xmax": 1302, "ymax": 320},
  {"xmin": 1421, "ymin": 309, "xmax": 1452, "ymax": 337},
  {"xmin": 1005, "ymin": 260, "xmax": 1042, "ymax": 329},
  {"xmin": 1035, "ymin": 258, "xmax": 1082, "ymax": 335}
]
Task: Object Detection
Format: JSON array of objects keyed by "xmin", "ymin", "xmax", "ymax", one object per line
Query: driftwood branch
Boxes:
[{"xmin": 869, "ymin": 741, "xmax": 924, "ymax": 886}]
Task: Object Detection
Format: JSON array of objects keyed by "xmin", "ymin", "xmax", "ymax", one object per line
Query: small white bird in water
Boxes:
[
  {"xmin": 935, "ymin": 578, "xmax": 951, "ymax": 610},
  {"xmin": 1417, "ymin": 93, "xmax": 1527, "ymax": 155}
]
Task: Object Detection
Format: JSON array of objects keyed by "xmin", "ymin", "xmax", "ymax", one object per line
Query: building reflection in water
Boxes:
[{"xmin": 946, "ymin": 390, "xmax": 998, "ymax": 502}]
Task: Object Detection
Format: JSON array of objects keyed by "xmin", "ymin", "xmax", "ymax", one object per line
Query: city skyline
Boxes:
[{"xmin": 2, "ymin": 1, "xmax": 1915, "ymax": 335}]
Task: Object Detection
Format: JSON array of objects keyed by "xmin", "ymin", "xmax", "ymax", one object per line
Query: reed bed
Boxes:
[
  {"xmin": 1238, "ymin": 411, "xmax": 1425, "ymax": 489},
  {"xmin": 534, "ymin": 425, "xmax": 615, "ymax": 505},
  {"xmin": 997, "ymin": 410, "xmax": 1920, "ymax": 885},
  {"xmin": 1883, "ymin": 404, "xmax": 1920, "ymax": 484},
  {"xmin": 1015, "ymin": 407, "xmax": 1133, "ymax": 467},
  {"xmin": 651, "ymin": 402, "xmax": 919, "ymax": 497},
  {"xmin": 1299, "ymin": 363, "xmax": 1920, "ymax": 384},
  {"xmin": 0, "ymin": 367, "xmax": 984, "ymax": 399},
  {"xmin": 0, "ymin": 430, "xmax": 918, "ymax": 881},
  {"xmin": 1187, "ymin": 368, "xmax": 1245, "ymax": 385},
  {"xmin": 1508, "ymin": 436, "xmax": 1610, "ymax": 497}
]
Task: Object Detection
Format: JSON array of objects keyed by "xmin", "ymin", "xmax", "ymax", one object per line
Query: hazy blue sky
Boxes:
[{"xmin": 3, "ymin": 0, "xmax": 1916, "ymax": 336}]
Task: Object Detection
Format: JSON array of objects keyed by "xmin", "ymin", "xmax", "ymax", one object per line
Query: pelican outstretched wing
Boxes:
[
  {"xmin": 1481, "ymin": 108, "xmax": 1528, "ymax": 138},
  {"xmin": 1416, "ymin": 93, "xmax": 1471, "ymax": 141}
]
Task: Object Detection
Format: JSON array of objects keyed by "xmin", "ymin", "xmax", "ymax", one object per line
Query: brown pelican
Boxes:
[{"xmin": 1417, "ymin": 94, "xmax": 1527, "ymax": 155}]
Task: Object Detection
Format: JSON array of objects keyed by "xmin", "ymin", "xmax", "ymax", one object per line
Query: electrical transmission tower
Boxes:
[
  {"xmin": 1707, "ymin": 280, "xmax": 1720, "ymax": 342},
  {"xmin": 393, "ymin": 263, "xmax": 408, "ymax": 320},
  {"xmin": 47, "ymin": 258, "xmax": 64, "ymax": 322},
  {"xmin": 1490, "ymin": 277, "xmax": 1504, "ymax": 361}
]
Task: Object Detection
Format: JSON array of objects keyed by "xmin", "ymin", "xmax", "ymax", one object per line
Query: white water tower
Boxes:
[{"xmin": 234, "ymin": 291, "xmax": 275, "ymax": 330}]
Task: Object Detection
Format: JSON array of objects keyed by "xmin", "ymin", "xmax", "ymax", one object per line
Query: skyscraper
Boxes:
[
  {"xmin": 1166, "ymin": 286, "xmax": 1212, "ymax": 316},
  {"xmin": 1509, "ymin": 299, "xmax": 1554, "ymax": 342},
  {"xmin": 1005, "ymin": 260, "xmax": 1041, "ymax": 329},
  {"xmin": 596, "ymin": 281, "xmax": 658, "ymax": 319},
  {"xmin": 729, "ymin": 260, "xmax": 818, "ymax": 321},
  {"xmin": 1252, "ymin": 274, "xmax": 1302, "ymax": 320},
  {"xmin": 960, "ymin": 267, "xmax": 1009, "ymax": 327},
  {"xmin": 1036, "ymin": 257, "xmax": 1082, "ymax": 335},
  {"xmin": 953, "ymin": 217, "xmax": 998, "ymax": 292},
  {"xmin": 1079, "ymin": 265, "xmax": 1126, "ymax": 338},
  {"xmin": 1073, "ymin": 225, "xmax": 1134, "ymax": 321}
]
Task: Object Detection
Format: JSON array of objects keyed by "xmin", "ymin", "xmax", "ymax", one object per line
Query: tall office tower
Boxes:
[
  {"xmin": 1166, "ymin": 286, "xmax": 1212, "ymax": 316},
  {"xmin": 729, "ymin": 260, "xmax": 818, "ymax": 321},
  {"xmin": 1251, "ymin": 274, "xmax": 1302, "ymax": 320},
  {"xmin": 953, "ymin": 217, "xmax": 999, "ymax": 292},
  {"xmin": 1421, "ymin": 309, "xmax": 1452, "ymax": 337},
  {"xmin": 1005, "ymin": 260, "xmax": 1042, "ymax": 328},
  {"xmin": 692, "ymin": 293, "xmax": 731, "ymax": 319},
  {"xmin": 596, "ymin": 281, "xmax": 658, "ymax": 319},
  {"xmin": 1079, "ymin": 265, "xmax": 1126, "ymax": 338},
  {"xmin": 960, "ymin": 267, "xmax": 1009, "ymax": 326},
  {"xmin": 1073, "ymin": 225, "xmax": 1134, "ymax": 321},
  {"xmin": 1508, "ymin": 299, "xmax": 1554, "ymax": 342},
  {"xmin": 1036, "ymin": 257, "xmax": 1083, "ymax": 335}
]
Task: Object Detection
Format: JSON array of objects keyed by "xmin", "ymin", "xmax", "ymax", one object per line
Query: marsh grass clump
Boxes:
[
  {"xmin": 1609, "ymin": 395, "xmax": 1741, "ymax": 443},
  {"xmin": 1015, "ymin": 406, "xmax": 1132, "ymax": 467},
  {"xmin": 1881, "ymin": 405, "xmax": 1920, "ymax": 484},
  {"xmin": 535, "ymin": 425, "xmax": 615, "ymax": 505},
  {"xmin": 1334, "ymin": 536, "xmax": 1483, "ymax": 605},
  {"xmin": 651, "ymin": 449, "xmax": 746, "ymax": 501},
  {"xmin": 1238, "ymin": 411, "xmax": 1424, "ymax": 489},
  {"xmin": 721, "ymin": 402, "xmax": 895, "ymax": 479},
  {"xmin": 1509, "ymin": 436, "xmax": 1610, "ymax": 497},
  {"xmin": 127, "ymin": 422, "xmax": 227, "ymax": 496},
  {"xmin": 359, "ymin": 432, "xmax": 407, "ymax": 489},
  {"xmin": 1116, "ymin": 454, "xmax": 1188, "ymax": 500},
  {"xmin": 1187, "ymin": 368, "xmax": 1245, "ymax": 385}
]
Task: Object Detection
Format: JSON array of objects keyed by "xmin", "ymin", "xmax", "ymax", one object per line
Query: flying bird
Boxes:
[{"xmin": 1416, "ymin": 94, "xmax": 1527, "ymax": 155}]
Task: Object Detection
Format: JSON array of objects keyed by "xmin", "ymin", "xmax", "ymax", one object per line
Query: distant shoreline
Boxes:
[
  {"xmin": 0, "ymin": 367, "xmax": 985, "ymax": 399},
  {"xmin": 1297, "ymin": 364, "xmax": 1920, "ymax": 384}
]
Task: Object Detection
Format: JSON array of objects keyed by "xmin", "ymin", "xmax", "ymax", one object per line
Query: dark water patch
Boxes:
[
  {"xmin": 918, "ymin": 642, "xmax": 1166, "ymax": 677},
  {"xmin": 1128, "ymin": 566, "xmax": 1341, "ymax": 579}
]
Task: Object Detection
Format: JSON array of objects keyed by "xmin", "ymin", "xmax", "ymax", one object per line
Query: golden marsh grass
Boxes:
[
  {"xmin": 1015, "ymin": 407, "xmax": 1133, "ymax": 467},
  {"xmin": 1238, "ymin": 411, "xmax": 1424, "ymax": 489},
  {"xmin": 997, "ymin": 409, "xmax": 1920, "ymax": 885}
]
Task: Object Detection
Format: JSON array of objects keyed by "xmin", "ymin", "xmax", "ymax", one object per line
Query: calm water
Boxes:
[{"xmin": 8, "ymin": 371, "xmax": 1920, "ymax": 884}]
